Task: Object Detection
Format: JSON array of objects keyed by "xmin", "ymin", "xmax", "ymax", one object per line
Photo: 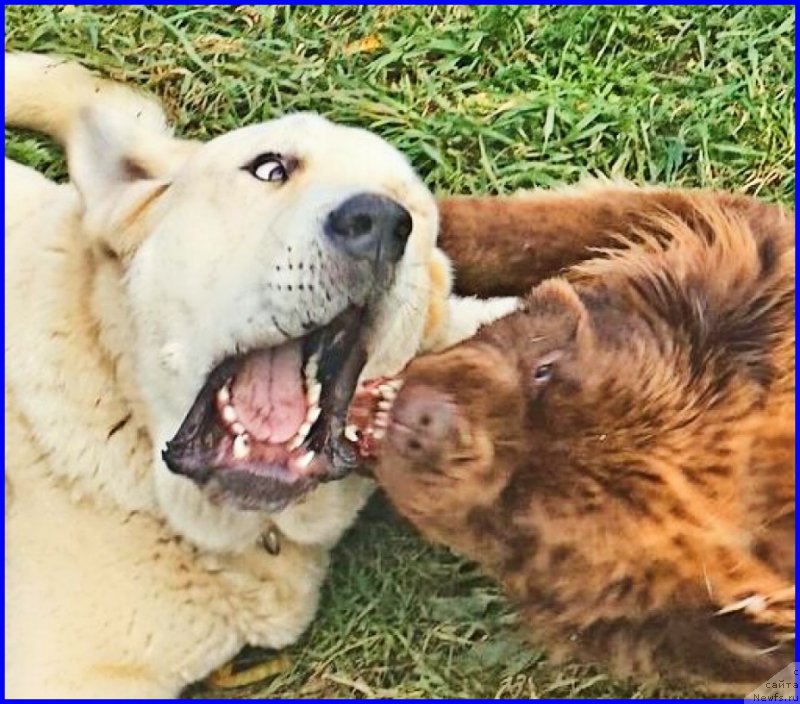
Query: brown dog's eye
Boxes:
[
  {"xmin": 533, "ymin": 363, "xmax": 553, "ymax": 384},
  {"xmin": 532, "ymin": 349, "xmax": 563, "ymax": 386},
  {"xmin": 244, "ymin": 153, "xmax": 293, "ymax": 184}
]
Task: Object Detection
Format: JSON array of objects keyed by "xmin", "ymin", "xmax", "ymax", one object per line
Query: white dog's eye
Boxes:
[{"xmin": 244, "ymin": 153, "xmax": 293, "ymax": 184}]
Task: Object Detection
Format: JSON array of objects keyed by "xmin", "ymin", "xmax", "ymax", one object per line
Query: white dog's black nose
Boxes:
[{"xmin": 325, "ymin": 193, "xmax": 412, "ymax": 265}]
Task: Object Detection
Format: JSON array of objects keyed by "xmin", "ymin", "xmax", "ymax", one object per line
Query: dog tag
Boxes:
[{"xmin": 260, "ymin": 526, "xmax": 281, "ymax": 556}]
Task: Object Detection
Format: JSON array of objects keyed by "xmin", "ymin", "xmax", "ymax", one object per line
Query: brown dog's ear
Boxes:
[
  {"xmin": 67, "ymin": 106, "xmax": 198, "ymax": 262},
  {"xmin": 526, "ymin": 278, "xmax": 593, "ymax": 349}
]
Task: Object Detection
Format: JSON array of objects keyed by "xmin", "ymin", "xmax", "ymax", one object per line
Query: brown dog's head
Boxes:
[{"xmin": 353, "ymin": 276, "xmax": 639, "ymax": 561}]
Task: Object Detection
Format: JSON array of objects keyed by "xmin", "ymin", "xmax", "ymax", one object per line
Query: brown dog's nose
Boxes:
[{"xmin": 388, "ymin": 386, "xmax": 454, "ymax": 461}]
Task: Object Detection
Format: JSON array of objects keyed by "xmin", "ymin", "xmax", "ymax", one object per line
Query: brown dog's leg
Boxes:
[{"xmin": 437, "ymin": 186, "xmax": 792, "ymax": 297}]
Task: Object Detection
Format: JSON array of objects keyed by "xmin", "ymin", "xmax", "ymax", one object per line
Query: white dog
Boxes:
[{"xmin": 5, "ymin": 53, "xmax": 515, "ymax": 697}]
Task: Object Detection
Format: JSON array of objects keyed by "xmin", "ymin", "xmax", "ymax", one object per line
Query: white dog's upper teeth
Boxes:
[
  {"xmin": 217, "ymin": 383, "xmax": 231, "ymax": 405},
  {"xmin": 221, "ymin": 404, "xmax": 238, "ymax": 425},
  {"xmin": 304, "ymin": 352, "xmax": 320, "ymax": 386}
]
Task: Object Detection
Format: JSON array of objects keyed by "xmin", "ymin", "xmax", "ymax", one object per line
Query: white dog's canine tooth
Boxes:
[
  {"xmin": 296, "ymin": 450, "xmax": 315, "ymax": 470},
  {"xmin": 233, "ymin": 434, "xmax": 250, "ymax": 459},
  {"xmin": 344, "ymin": 424, "xmax": 360, "ymax": 442},
  {"xmin": 306, "ymin": 405, "xmax": 322, "ymax": 426},
  {"xmin": 222, "ymin": 404, "xmax": 238, "ymax": 424}
]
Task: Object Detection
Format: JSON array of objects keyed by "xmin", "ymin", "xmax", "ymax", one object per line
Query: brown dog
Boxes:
[{"xmin": 349, "ymin": 184, "xmax": 795, "ymax": 688}]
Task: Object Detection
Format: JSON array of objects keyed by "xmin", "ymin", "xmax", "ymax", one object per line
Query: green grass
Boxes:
[{"xmin": 5, "ymin": 4, "xmax": 794, "ymax": 699}]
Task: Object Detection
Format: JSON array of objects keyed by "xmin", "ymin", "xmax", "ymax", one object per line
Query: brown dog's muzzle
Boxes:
[{"xmin": 385, "ymin": 385, "xmax": 455, "ymax": 463}]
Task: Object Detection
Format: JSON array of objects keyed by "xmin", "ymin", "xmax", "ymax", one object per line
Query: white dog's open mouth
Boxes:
[{"xmin": 162, "ymin": 306, "xmax": 369, "ymax": 511}]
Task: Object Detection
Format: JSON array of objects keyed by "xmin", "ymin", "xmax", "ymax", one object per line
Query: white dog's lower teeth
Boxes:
[
  {"xmin": 287, "ymin": 435, "xmax": 303, "ymax": 451},
  {"xmin": 233, "ymin": 434, "xmax": 250, "ymax": 459},
  {"xmin": 307, "ymin": 381, "xmax": 322, "ymax": 407},
  {"xmin": 306, "ymin": 405, "xmax": 322, "ymax": 426},
  {"xmin": 288, "ymin": 420, "xmax": 311, "ymax": 451},
  {"xmin": 296, "ymin": 451, "xmax": 315, "ymax": 471}
]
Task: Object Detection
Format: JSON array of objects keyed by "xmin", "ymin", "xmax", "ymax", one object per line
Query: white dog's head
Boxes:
[{"xmin": 69, "ymin": 107, "xmax": 450, "ymax": 549}]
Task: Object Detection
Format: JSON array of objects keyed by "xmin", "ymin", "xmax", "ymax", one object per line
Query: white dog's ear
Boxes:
[{"xmin": 68, "ymin": 106, "xmax": 198, "ymax": 261}]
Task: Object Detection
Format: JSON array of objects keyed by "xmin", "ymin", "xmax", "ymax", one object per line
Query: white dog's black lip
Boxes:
[{"xmin": 161, "ymin": 305, "xmax": 369, "ymax": 509}]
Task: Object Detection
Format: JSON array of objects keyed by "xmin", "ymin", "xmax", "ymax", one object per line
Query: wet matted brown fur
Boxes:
[{"xmin": 366, "ymin": 184, "xmax": 795, "ymax": 689}]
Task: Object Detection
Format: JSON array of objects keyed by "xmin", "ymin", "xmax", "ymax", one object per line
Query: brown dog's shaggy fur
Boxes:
[{"xmin": 363, "ymin": 185, "xmax": 795, "ymax": 688}]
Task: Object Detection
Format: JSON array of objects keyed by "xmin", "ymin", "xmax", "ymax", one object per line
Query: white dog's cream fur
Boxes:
[{"xmin": 5, "ymin": 53, "xmax": 517, "ymax": 697}]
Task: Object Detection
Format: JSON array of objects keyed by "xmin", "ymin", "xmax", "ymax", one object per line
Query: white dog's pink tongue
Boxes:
[{"xmin": 231, "ymin": 344, "xmax": 306, "ymax": 443}]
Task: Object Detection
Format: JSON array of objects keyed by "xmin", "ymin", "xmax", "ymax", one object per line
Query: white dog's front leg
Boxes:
[{"xmin": 6, "ymin": 466, "xmax": 243, "ymax": 698}]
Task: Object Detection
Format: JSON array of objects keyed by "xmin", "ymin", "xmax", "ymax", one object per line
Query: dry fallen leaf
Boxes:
[
  {"xmin": 208, "ymin": 652, "xmax": 292, "ymax": 689},
  {"xmin": 343, "ymin": 35, "xmax": 383, "ymax": 56}
]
